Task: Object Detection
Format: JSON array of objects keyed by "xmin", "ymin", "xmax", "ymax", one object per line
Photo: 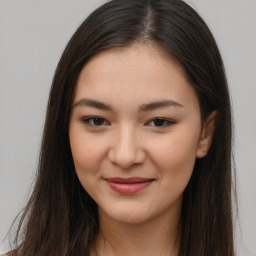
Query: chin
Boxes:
[{"xmin": 99, "ymin": 203, "xmax": 154, "ymax": 225}]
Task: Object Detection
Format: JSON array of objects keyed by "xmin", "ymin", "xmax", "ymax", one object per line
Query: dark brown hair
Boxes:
[{"xmin": 8, "ymin": 0, "xmax": 236, "ymax": 255}]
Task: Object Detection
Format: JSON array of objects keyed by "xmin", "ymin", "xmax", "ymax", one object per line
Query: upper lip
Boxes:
[{"xmin": 104, "ymin": 177, "xmax": 155, "ymax": 183}]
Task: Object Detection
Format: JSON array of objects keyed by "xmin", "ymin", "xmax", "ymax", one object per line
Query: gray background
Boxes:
[{"xmin": 0, "ymin": 0, "xmax": 255, "ymax": 255}]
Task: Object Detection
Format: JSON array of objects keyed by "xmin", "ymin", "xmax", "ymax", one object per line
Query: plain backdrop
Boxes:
[{"xmin": 0, "ymin": 0, "xmax": 255, "ymax": 255}]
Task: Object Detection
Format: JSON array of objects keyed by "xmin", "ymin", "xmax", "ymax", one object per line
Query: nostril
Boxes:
[{"xmin": 108, "ymin": 146, "xmax": 146, "ymax": 168}]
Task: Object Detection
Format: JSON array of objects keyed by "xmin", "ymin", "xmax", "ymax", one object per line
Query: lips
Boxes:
[{"xmin": 104, "ymin": 177, "xmax": 155, "ymax": 194}]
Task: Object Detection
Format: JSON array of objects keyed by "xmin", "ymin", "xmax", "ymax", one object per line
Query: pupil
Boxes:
[
  {"xmin": 154, "ymin": 119, "xmax": 165, "ymax": 126},
  {"xmin": 94, "ymin": 118, "xmax": 104, "ymax": 125}
]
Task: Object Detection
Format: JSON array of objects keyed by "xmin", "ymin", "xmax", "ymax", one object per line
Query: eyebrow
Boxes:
[
  {"xmin": 73, "ymin": 98, "xmax": 184, "ymax": 111},
  {"xmin": 73, "ymin": 98, "xmax": 112, "ymax": 110},
  {"xmin": 139, "ymin": 100, "xmax": 184, "ymax": 111}
]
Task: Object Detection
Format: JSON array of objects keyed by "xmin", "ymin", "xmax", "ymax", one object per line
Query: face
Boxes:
[{"xmin": 69, "ymin": 43, "xmax": 214, "ymax": 225}]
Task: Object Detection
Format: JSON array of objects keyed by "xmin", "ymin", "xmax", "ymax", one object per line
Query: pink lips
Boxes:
[{"xmin": 104, "ymin": 177, "xmax": 154, "ymax": 194}]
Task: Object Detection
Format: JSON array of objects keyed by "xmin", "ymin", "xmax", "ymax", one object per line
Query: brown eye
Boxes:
[
  {"xmin": 147, "ymin": 118, "xmax": 175, "ymax": 128},
  {"xmin": 83, "ymin": 117, "xmax": 109, "ymax": 126}
]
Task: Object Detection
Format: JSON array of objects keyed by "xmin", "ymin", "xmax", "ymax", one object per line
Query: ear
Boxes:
[{"xmin": 196, "ymin": 110, "xmax": 218, "ymax": 158}]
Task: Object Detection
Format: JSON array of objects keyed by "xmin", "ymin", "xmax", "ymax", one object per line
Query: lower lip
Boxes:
[{"xmin": 106, "ymin": 180, "xmax": 153, "ymax": 194}]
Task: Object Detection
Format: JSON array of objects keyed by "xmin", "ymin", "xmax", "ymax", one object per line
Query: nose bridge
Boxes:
[{"xmin": 109, "ymin": 122, "xmax": 145, "ymax": 168}]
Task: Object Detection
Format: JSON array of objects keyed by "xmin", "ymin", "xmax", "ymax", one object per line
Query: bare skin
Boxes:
[
  {"xmin": 92, "ymin": 198, "xmax": 181, "ymax": 256},
  {"xmin": 69, "ymin": 43, "xmax": 217, "ymax": 256}
]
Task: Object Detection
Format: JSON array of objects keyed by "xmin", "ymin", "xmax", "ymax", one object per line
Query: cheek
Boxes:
[
  {"xmin": 149, "ymin": 131, "xmax": 199, "ymax": 181},
  {"xmin": 69, "ymin": 128, "xmax": 107, "ymax": 176},
  {"xmin": 69, "ymin": 131, "xmax": 109, "ymax": 196}
]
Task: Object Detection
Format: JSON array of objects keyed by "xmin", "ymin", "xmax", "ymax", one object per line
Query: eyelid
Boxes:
[
  {"xmin": 81, "ymin": 116, "xmax": 110, "ymax": 127},
  {"xmin": 146, "ymin": 117, "xmax": 176, "ymax": 128}
]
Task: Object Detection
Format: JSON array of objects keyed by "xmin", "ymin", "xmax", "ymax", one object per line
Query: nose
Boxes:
[{"xmin": 108, "ymin": 124, "xmax": 146, "ymax": 169}]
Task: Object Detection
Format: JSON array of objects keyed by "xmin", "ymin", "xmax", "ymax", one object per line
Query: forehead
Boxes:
[
  {"xmin": 77, "ymin": 43, "xmax": 182, "ymax": 84},
  {"xmin": 74, "ymin": 43, "xmax": 199, "ymax": 111}
]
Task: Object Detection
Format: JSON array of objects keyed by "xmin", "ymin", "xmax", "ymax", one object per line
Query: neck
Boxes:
[{"xmin": 93, "ymin": 206, "xmax": 181, "ymax": 256}]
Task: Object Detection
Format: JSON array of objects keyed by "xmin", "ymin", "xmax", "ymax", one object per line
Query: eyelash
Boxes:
[
  {"xmin": 147, "ymin": 118, "xmax": 175, "ymax": 128},
  {"xmin": 81, "ymin": 116, "xmax": 175, "ymax": 128},
  {"xmin": 82, "ymin": 116, "xmax": 109, "ymax": 127}
]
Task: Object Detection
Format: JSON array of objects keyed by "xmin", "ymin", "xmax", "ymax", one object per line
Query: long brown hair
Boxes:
[{"xmin": 8, "ymin": 0, "xmax": 236, "ymax": 255}]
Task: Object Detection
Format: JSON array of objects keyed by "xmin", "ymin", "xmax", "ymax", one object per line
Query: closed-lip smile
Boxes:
[{"xmin": 104, "ymin": 177, "xmax": 155, "ymax": 194}]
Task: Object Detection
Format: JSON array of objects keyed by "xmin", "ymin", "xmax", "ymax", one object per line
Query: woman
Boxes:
[{"xmin": 4, "ymin": 0, "xmax": 236, "ymax": 255}]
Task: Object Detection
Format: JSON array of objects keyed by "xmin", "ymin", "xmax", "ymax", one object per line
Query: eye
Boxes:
[
  {"xmin": 147, "ymin": 118, "xmax": 175, "ymax": 128},
  {"xmin": 82, "ymin": 116, "xmax": 109, "ymax": 127}
]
